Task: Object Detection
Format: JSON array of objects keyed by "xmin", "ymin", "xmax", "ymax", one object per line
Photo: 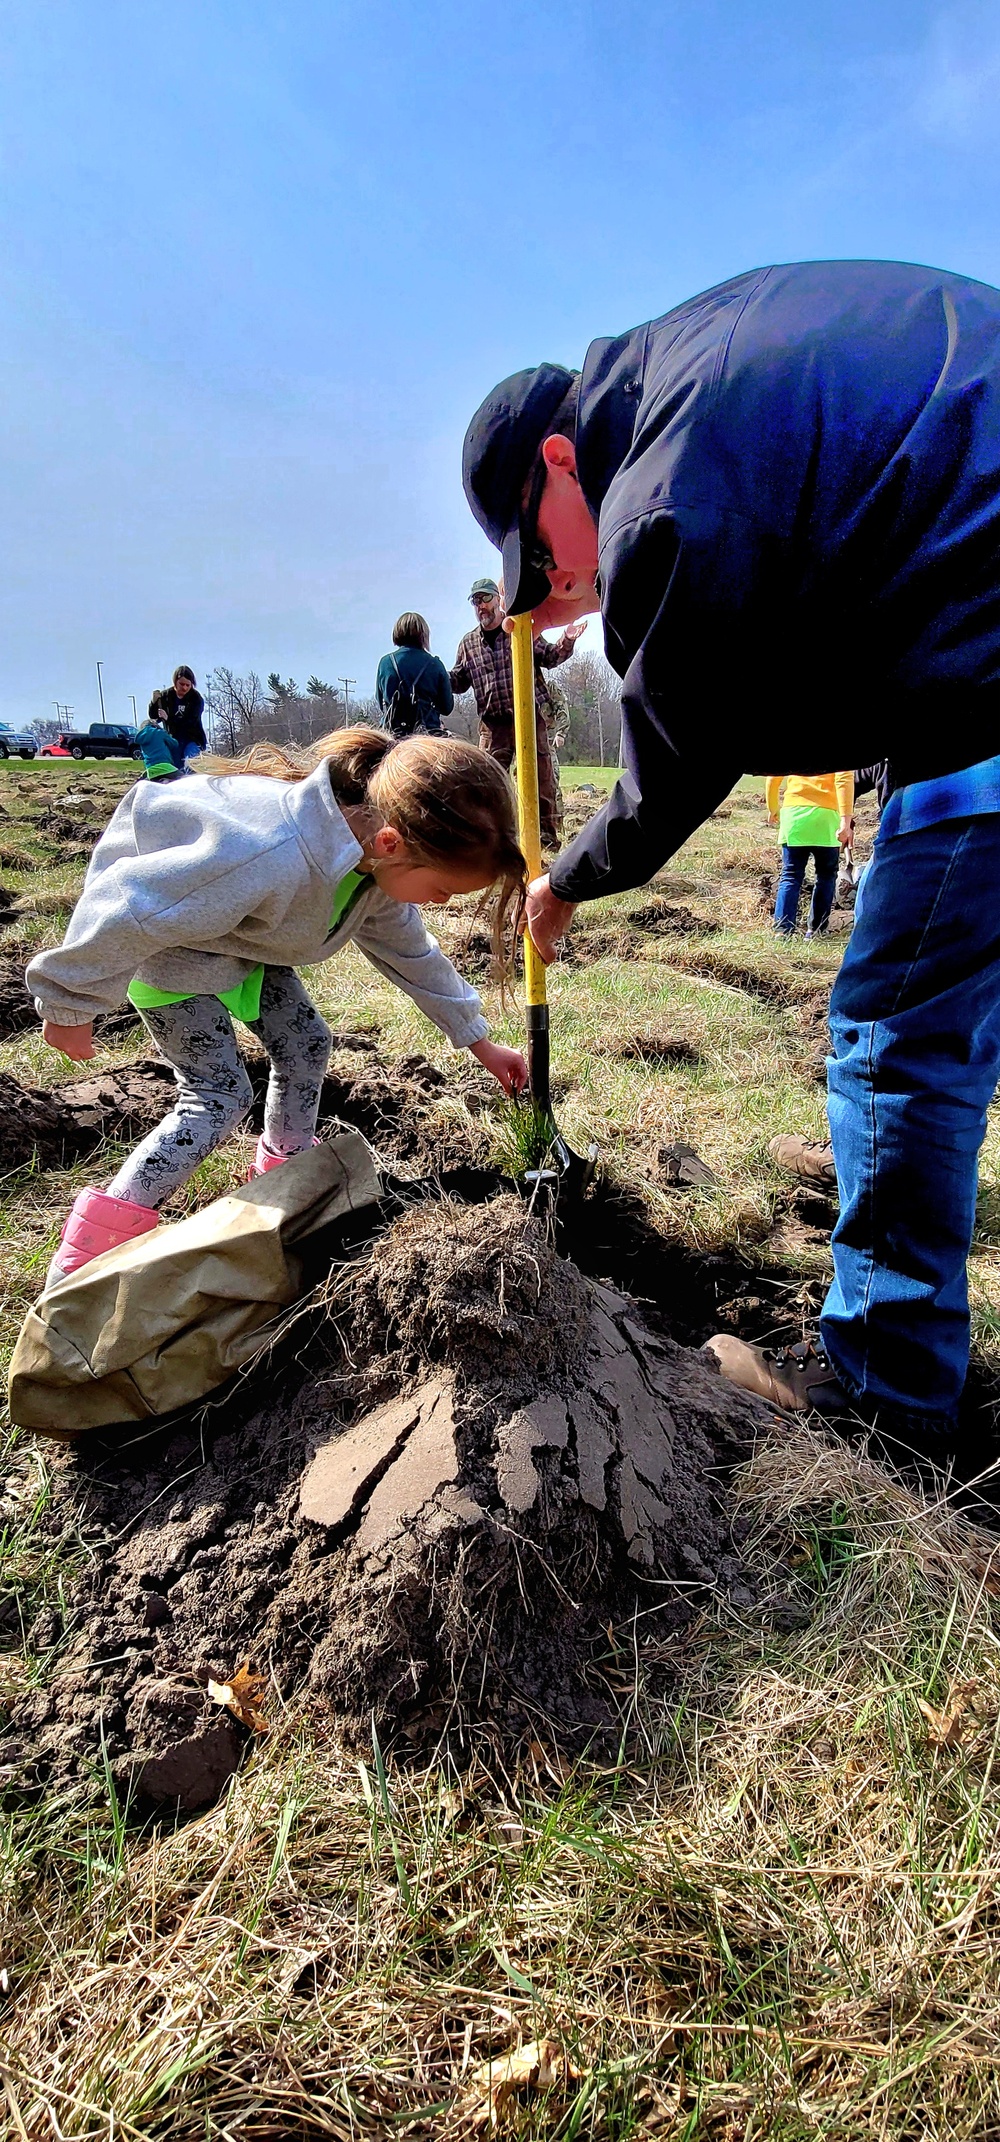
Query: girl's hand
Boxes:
[
  {"xmin": 470, "ymin": 1037, "xmax": 529, "ymax": 1094},
  {"xmin": 43, "ymin": 1019, "xmax": 95, "ymax": 1061}
]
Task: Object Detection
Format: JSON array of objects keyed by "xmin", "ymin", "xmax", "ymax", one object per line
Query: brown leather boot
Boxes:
[
  {"xmin": 704, "ymin": 1334, "xmax": 848, "ymax": 1413},
  {"xmin": 768, "ymin": 1134, "xmax": 837, "ymax": 1190}
]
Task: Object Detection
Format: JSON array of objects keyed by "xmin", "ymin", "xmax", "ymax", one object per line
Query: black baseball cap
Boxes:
[{"xmin": 462, "ymin": 362, "xmax": 576, "ymax": 616}]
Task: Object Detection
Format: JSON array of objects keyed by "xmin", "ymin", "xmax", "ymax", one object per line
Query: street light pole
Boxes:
[
  {"xmin": 130, "ymin": 696, "xmax": 138, "ymax": 723},
  {"xmin": 96, "ymin": 661, "xmax": 106, "ymax": 721}
]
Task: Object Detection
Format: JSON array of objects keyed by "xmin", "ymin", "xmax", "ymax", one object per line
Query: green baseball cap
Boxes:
[{"xmin": 469, "ymin": 576, "xmax": 500, "ymax": 600}]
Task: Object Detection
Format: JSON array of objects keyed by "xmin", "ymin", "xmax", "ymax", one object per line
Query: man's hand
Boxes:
[
  {"xmin": 838, "ymin": 818, "xmax": 853, "ymax": 848},
  {"xmin": 560, "ymin": 620, "xmax": 587, "ymax": 647},
  {"xmin": 43, "ymin": 1019, "xmax": 95, "ymax": 1061},
  {"xmin": 469, "ymin": 1037, "xmax": 528, "ymax": 1094},
  {"xmin": 767, "ymin": 812, "xmax": 779, "ymax": 827},
  {"xmin": 525, "ymin": 873, "xmax": 576, "ymax": 964}
]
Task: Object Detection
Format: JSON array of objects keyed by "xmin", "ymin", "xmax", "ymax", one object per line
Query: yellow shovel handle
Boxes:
[{"xmin": 510, "ymin": 613, "xmax": 547, "ymax": 1010}]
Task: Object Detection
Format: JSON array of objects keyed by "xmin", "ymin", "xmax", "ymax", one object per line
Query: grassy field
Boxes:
[{"xmin": 4, "ymin": 760, "xmax": 1000, "ymax": 2138}]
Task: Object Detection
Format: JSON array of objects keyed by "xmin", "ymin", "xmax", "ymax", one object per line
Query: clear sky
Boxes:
[{"xmin": 2, "ymin": 0, "xmax": 1000, "ymax": 729}]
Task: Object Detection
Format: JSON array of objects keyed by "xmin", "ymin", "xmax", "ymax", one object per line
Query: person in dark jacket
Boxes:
[
  {"xmin": 375, "ymin": 614, "xmax": 454, "ymax": 737},
  {"xmin": 150, "ymin": 666, "xmax": 207, "ymax": 765},
  {"xmin": 463, "ymin": 258, "xmax": 1000, "ymax": 1447}
]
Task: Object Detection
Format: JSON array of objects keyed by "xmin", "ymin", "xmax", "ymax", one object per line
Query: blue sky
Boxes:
[{"xmin": 2, "ymin": 0, "xmax": 1000, "ymax": 729}]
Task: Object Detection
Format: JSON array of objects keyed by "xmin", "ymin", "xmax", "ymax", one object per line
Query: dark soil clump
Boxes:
[
  {"xmin": 2, "ymin": 1197, "xmax": 763, "ymax": 1809},
  {"xmin": 0, "ymin": 959, "xmax": 36, "ymax": 1041},
  {"xmin": 0, "ymin": 1060, "xmax": 175, "ymax": 1169},
  {"xmin": 0, "ymin": 957, "xmax": 141, "ymax": 1043},
  {"xmin": 621, "ymin": 897, "xmax": 717, "ymax": 934},
  {"xmin": 612, "ymin": 1030, "xmax": 703, "ymax": 1068},
  {"xmin": 665, "ymin": 947, "xmax": 824, "ymax": 1007},
  {"xmin": 0, "ymin": 1040, "xmax": 495, "ymax": 1178},
  {"xmin": 0, "ymin": 1072, "xmax": 91, "ymax": 1172}
]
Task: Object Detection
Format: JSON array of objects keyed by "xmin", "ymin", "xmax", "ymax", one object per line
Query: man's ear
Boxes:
[
  {"xmin": 541, "ymin": 433, "xmax": 577, "ymax": 475},
  {"xmin": 372, "ymin": 824, "xmax": 405, "ymax": 860}
]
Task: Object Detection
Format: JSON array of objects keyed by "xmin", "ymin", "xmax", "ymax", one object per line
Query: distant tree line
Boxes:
[{"xmin": 549, "ymin": 651, "xmax": 623, "ymax": 765}]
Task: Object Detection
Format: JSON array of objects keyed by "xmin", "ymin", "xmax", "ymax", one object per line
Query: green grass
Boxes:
[{"xmin": 4, "ymin": 766, "xmax": 1000, "ymax": 2136}]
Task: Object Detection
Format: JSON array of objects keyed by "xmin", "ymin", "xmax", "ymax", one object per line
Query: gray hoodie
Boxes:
[{"xmin": 27, "ymin": 760, "xmax": 489, "ymax": 1049}]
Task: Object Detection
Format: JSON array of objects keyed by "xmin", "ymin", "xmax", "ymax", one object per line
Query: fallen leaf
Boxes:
[
  {"xmin": 916, "ymin": 1678, "xmax": 978, "ymax": 1750},
  {"xmin": 467, "ymin": 2038, "xmax": 583, "ymax": 2127},
  {"xmin": 526, "ymin": 1737, "xmax": 570, "ymax": 1786},
  {"xmin": 207, "ymin": 1659, "xmax": 269, "ymax": 1733}
]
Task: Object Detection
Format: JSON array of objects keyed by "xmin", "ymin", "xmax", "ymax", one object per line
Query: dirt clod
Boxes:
[{"xmin": 612, "ymin": 1030, "xmax": 703, "ymax": 1068}]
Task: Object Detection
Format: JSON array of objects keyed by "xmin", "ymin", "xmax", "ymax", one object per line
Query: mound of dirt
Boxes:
[{"xmin": 1, "ymin": 1197, "xmax": 763, "ymax": 1808}]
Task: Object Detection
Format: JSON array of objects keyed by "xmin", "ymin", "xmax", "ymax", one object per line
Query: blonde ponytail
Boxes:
[{"xmin": 198, "ymin": 726, "xmax": 394, "ymax": 798}]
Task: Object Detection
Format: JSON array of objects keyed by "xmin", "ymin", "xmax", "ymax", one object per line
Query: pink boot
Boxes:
[
  {"xmin": 248, "ymin": 1135, "xmax": 322, "ymax": 1180},
  {"xmin": 46, "ymin": 1188, "xmax": 159, "ymax": 1290}
]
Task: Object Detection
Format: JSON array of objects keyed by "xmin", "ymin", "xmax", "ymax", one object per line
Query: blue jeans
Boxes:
[
  {"xmin": 820, "ymin": 813, "xmax": 1000, "ymax": 1429},
  {"xmin": 774, "ymin": 844, "xmax": 838, "ymax": 933}
]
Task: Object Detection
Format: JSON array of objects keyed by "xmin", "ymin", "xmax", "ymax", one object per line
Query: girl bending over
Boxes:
[{"xmin": 28, "ymin": 729, "xmax": 527, "ymax": 1288}]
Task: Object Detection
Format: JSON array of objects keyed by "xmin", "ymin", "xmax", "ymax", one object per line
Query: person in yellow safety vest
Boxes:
[{"xmin": 765, "ymin": 770, "xmax": 854, "ymax": 937}]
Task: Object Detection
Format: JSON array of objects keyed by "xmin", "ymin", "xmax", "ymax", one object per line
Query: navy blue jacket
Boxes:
[{"xmin": 549, "ymin": 260, "xmax": 1000, "ymax": 902}]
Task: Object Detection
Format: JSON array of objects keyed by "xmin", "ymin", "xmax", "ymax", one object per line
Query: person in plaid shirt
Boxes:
[{"xmin": 449, "ymin": 577, "xmax": 584, "ymax": 849}]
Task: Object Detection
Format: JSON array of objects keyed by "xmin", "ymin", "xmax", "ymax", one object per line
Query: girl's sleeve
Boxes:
[
  {"xmin": 352, "ymin": 899, "xmax": 488, "ymax": 1048},
  {"xmin": 764, "ymin": 775, "xmax": 783, "ymax": 817},
  {"xmin": 835, "ymin": 771, "xmax": 854, "ymax": 818},
  {"xmin": 26, "ymin": 817, "xmax": 304, "ymax": 1027}
]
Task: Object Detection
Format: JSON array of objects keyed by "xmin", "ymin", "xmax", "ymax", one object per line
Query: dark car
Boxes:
[
  {"xmin": 52, "ymin": 723, "xmax": 140, "ymax": 761},
  {"xmin": 0, "ymin": 721, "xmax": 38, "ymax": 760}
]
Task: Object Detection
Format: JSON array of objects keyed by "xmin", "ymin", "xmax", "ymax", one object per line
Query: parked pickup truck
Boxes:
[
  {"xmin": 40, "ymin": 723, "xmax": 139, "ymax": 761},
  {"xmin": 0, "ymin": 721, "xmax": 38, "ymax": 760}
]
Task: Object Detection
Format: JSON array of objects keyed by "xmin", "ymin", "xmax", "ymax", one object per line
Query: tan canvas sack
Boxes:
[{"xmin": 8, "ymin": 1135, "xmax": 381, "ymax": 1438}]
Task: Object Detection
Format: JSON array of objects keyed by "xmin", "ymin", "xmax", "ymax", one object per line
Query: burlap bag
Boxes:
[{"xmin": 8, "ymin": 1135, "xmax": 380, "ymax": 1437}]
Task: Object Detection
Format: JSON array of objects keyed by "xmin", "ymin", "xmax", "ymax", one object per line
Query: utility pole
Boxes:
[
  {"xmin": 130, "ymin": 695, "xmax": 138, "ymax": 724},
  {"xmin": 52, "ymin": 701, "xmax": 73, "ymax": 727},
  {"xmin": 339, "ymin": 678, "xmax": 355, "ymax": 722},
  {"xmin": 96, "ymin": 661, "xmax": 106, "ymax": 721}
]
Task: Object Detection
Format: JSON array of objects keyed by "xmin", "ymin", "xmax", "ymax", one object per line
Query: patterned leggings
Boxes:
[{"xmin": 107, "ymin": 967, "xmax": 331, "ymax": 1208}]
